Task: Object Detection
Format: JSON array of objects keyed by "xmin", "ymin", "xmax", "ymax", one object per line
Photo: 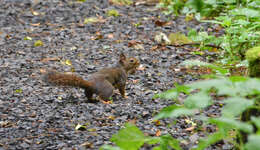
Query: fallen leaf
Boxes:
[
  {"xmin": 109, "ymin": 0, "xmax": 133, "ymax": 5},
  {"xmin": 133, "ymin": 44, "xmax": 144, "ymax": 50},
  {"xmin": 154, "ymin": 32, "xmax": 170, "ymax": 44},
  {"xmin": 107, "ymin": 33, "xmax": 114, "ymax": 39},
  {"xmin": 41, "ymin": 57, "xmax": 60, "ymax": 62},
  {"xmin": 153, "ymin": 120, "xmax": 161, "ymax": 126},
  {"xmin": 154, "ymin": 20, "xmax": 168, "ymax": 26},
  {"xmin": 80, "ymin": 141, "xmax": 93, "ymax": 148},
  {"xmin": 65, "ymin": 60, "xmax": 72, "ymax": 66},
  {"xmin": 108, "ymin": 116, "xmax": 115, "ymax": 120},
  {"xmin": 155, "ymin": 130, "xmax": 161, "ymax": 136},
  {"xmin": 31, "ymin": 23, "xmax": 41, "ymax": 26},
  {"xmin": 24, "ymin": 36, "xmax": 32, "ymax": 40},
  {"xmin": 132, "ymin": 79, "xmax": 139, "ymax": 84},
  {"xmin": 185, "ymin": 126, "xmax": 195, "ymax": 131},
  {"xmin": 150, "ymin": 45, "xmax": 158, "ymax": 51},
  {"xmin": 101, "ymin": 100, "xmax": 113, "ymax": 104},
  {"xmin": 34, "ymin": 40, "xmax": 43, "ymax": 47},
  {"xmin": 84, "ymin": 17, "xmax": 105, "ymax": 24},
  {"xmin": 128, "ymin": 40, "xmax": 141, "ymax": 47},
  {"xmin": 31, "ymin": 8, "xmax": 39, "ymax": 16},
  {"xmin": 75, "ymin": 124, "xmax": 87, "ymax": 131},
  {"xmin": 107, "ymin": 9, "xmax": 120, "ymax": 17}
]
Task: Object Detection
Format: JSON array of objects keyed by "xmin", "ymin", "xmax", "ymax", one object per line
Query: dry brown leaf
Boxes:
[
  {"xmin": 107, "ymin": 33, "xmax": 114, "ymax": 39},
  {"xmin": 150, "ymin": 45, "xmax": 158, "ymax": 51},
  {"xmin": 41, "ymin": 57, "xmax": 60, "ymax": 62},
  {"xmin": 154, "ymin": 20, "xmax": 168, "ymax": 27},
  {"xmin": 155, "ymin": 130, "xmax": 161, "ymax": 136},
  {"xmin": 108, "ymin": 116, "xmax": 115, "ymax": 120},
  {"xmin": 128, "ymin": 40, "xmax": 141, "ymax": 47},
  {"xmin": 132, "ymin": 79, "xmax": 139, "ymax": 84},
  {"xmin": 185, "ymin": 126, "xmax": 195, "ymax": 131},
  {"xmin": 31, "ymin": 23, "xmax": 41, "ymax": 26}
]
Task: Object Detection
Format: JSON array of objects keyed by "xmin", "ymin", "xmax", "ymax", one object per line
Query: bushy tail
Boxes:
[{"xmin": 43, "ymin": 71, "xmax": 92, "ymax": 89}]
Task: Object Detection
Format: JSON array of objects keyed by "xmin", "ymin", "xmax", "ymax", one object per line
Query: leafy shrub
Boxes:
[
  {"xmin": 158, "ymin": 0, "xmax": 260, "ymax": 62},
  {"xmin": 102, "ymin": 76, "xmax": 260, "ymax": 150}
]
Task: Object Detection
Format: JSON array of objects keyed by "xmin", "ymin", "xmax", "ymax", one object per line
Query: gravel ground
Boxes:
[{"xmin": 0, "ymin": 0, "xmax": 226, "ymax": 149}]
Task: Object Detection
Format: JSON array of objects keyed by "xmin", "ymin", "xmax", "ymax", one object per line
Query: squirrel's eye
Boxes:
[{"xmin": 130, "ymin": 59, "xmax": 135, "ymax": 63}]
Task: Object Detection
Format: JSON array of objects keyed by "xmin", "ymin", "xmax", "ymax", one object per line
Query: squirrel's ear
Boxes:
[{"xmin": 119, "ymin": 53, "xmax": 126, "ymax": 60}]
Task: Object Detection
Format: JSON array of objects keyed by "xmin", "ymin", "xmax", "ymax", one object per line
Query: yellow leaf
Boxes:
[
  {"xmin": 24, "ymin": 36, "xmax": 32, "ymax": 40},
  {"xmin": 65, "ymin": 60, "xmax": 72, "ymax": 66},
  {"xmin": 15, "ymin": 89, "xmax": 23, "ymax": 93},
  {"xmin": 84, "ymin": 17, "xmax": 99, "ymax": 24},
  {"xmin": 185, "ymin": 13, "xmax": 194, "ymax": 22},
  {"xmin": 75, "ymin": 124, "xmax": 87, "ymax": 130},
  {"xmin": 32, "ymin": 10, "xmax": 39, "ymax": 16},
  {"xmin": 34, "ymin": 40, "xmax": 43, "ymax": 47},
  {"xmin": 108, "ymin": 116, "xmax": 115, "ymax": 120},
  {"xmin": 107, "ymin": 9, "xmax": 120, "ymax": 17}
]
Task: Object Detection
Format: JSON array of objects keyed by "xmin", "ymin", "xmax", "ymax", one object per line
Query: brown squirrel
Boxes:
[{"xmin": 43, "ymin": 53, "xmax": 140, "ymax": 103}]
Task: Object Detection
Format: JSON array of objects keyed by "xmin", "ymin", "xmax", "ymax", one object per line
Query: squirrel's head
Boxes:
[{"xmin": 119, "ymin": 53, "xmax": 140, "ymax": 74}]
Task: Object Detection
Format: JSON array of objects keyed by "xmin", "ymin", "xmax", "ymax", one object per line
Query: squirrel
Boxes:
[{"xmin": 43, "ymin": 53, "xmax": 140, "ymax": 103}]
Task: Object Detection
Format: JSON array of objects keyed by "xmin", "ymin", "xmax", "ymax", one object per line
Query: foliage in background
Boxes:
[{"xmin": 158, "ymin": 0, "xmax": 260, "ymax": 62}]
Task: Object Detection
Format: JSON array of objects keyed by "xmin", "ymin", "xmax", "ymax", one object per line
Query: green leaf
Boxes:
[
  {"xmin": 193, "ymin": 131, "xmax": 225, "ymax": 150},
  {"xmin": 110, "ymin": 123, "xmax": 147, "ymax": 150},
  {"xmin": 153, "ymin": 88, "xmax": 178, "ymax": 100},
  {"xmin": 231, "ymin": 8, "xmax": 260, "ymax": 18},
  {"xmin": 153, "ymin": 84, "xmax": 191, "ymax": 101},
  {"xmin": 251, "ymin": 117, "xmax": 260, "ymax": 132},
  {"xmin": 222, "ymin": 97, "xmax": 254, "ymax": 118},
  {"xmin": 159, "ymin": 134, "xmax": 182, "ymax": 150},
  {"xmin": 244, "ymin": 135, "xmax": 260, "ymax": 150},
  {"xmin": 184, "ymin": 91, "xmax": 212, "ymax": 109},
  {"xmin": 154, "ymin": 105, "xmax": 196, "ymax": 120},
  {"xmin": 209, "ymin": 117, "xmax": 253, "ymax": 133},
  {"xmin": 100, "ymin": 145, "xmax": 122, "ymax": 150}
]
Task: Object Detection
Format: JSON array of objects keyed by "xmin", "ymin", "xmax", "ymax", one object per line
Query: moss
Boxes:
[
  {"xmin": 246, "ymin": 46, "xmax": 260, "ymax": 77},
  {"xmin": 245, "ymin": 46, "xmax": 260, "ymax": 62}
]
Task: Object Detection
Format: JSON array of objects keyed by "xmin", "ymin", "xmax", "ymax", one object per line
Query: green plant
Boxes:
[
  {"xmin": 159, "ymin": 0, "xmax": 260, "ymax": 62},
  {"xmin": 102, "ymin": 76, "xmax": 260, "ymax": 150},
  {"xmin": 100, "ymin": 123, "xmax": 182, "ymax": 150}
]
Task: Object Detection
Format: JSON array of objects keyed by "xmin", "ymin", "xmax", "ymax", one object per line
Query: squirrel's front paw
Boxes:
[{"xmin": 123, "ymin": 93, "xmax": 129, "ymax": 99}]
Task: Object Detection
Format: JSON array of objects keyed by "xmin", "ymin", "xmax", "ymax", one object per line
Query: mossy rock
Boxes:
[
  {"xmin": 245, "ymin": 46, "xmax": 260, "ymax": 77},
  {"xmin": 246, "ymin": 46, "xmax": 260, "ymax": 62}
]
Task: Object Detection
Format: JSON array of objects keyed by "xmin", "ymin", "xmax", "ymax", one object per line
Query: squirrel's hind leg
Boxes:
[{"xmin": 84, "ymin": 89, "xmax": 97, "ymax": 103}]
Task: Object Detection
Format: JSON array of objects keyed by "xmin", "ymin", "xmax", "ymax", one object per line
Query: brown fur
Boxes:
[{"xmin": 43, "ymin": 53, "xmax": 140, "ymax": 102}]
